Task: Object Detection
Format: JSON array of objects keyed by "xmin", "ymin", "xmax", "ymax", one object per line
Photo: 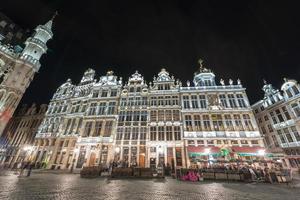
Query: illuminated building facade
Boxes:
[
  {"xmin": 30, "ymin": 60, "xmax": 263, "ymax": 170},
  {"xmin": 252, "ymin": 79, "xmax": 300, "ymax": 170}
]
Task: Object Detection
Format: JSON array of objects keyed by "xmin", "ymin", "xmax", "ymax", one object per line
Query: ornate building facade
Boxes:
[
  {"xmin": 0, "ymin": 104, "xmax": 47, "ymax": 166},
  {"xmin": 30, "ymin": 60, "xmax": 263, "ymax": 170},
  {"xmin": 252, "ymin": 79, "xmax": 300, "ymax": 169},
  {"xmin": 0, "ymin": 14, "xmax": 55, "ymax": 136}
]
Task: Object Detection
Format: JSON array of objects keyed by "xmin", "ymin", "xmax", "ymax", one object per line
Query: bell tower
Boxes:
[{"xmin": 0, "ymin": 13, "xmax": 56, "ymax": 136}]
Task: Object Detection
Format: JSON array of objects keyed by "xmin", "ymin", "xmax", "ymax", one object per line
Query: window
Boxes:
[
  {"xmin": 203, "ymin": 115, "xmax": 211, "ymax": 131},
  {"xmin": 142, "ymin": 97, "xmax": 147, "ymax": 106},
  {"xmin": 233, "ymin": 115, "xmax": 244, "ymax": 131},
  {"xmin": 191, "ymin": 95, "xmax": 198, "ymax": 108},
  {"xmin": 103, "ymin": 121, "xmax": 113, "ymax": 137},
  {"xmin": 219, "ymin": 94, "xmax": 228, "ymax": 108},
  {"xmin": 261, "ymin": 126, "xmax": 266, "ymax": 135},
  {"xmin": 291, "ymin": 103, "xmax": 300, "ymax": 117},
  {"xmin": 275, "ymin": 109, "xmax": 284, "ymax": 122},
  {"xmin": 101, "ymin": 90, "xmax": 108, "ymax": 97},
  {"xmin": 150, "ymin": 111, "xmax": 157, "ymax": 121},
  {"xmin": 107, "ymin": 102, "xmax": 116, "ymax": 115},
  {"xmin": 291, "ymin": 126, "xmax": 300, "ymax": 141},
  {"xmin": 193, "ymin": 115, "xmax": 201, "ymax": 131},
  {"xmin": 140, "ymin": 111, "xmax": 147, "ymax": 121},
  {"xmin": 94, "ymin": 121, "xmax": 103, "ymax": 136},
  {"xmin": 158, "ymin": 96, "xmax": 164, "ymax": 106},
  {"xmin": 120, "ymin": 98, "xmax": 127, "ymax": 107},
  {"xmin": 158, "ymin": 126, "xmax": 164, "ymax": 141},
  {"xmin": 184, "ymin": 115, "xmax": 192, "ymax": 131},
  {"xmin": 140, "ymin": 127, "xmax": 147, "ymax": 140},
  {"xmin": 83, "ymin": 122, "xmax": 93, "ymax": 137},
  {"xmin": 172, "ymin": 110, "xmax": 180, "ymax": 121},
  {"xmin": 199, "ymin": 95, "xmax": 207, "ymax": 108},
  {"xmin": 183, "ymin": 96, "xmax": 190, "ymax": 109},
  {"xmin": 124, "ymin": 128, "xmax": 131, "ymax": 140},
  {"xmin": 188, "ymin": 140, "xmax": 195, "ymax": 146},
  {"xmin": 281, "ymin": 106, "xmax": 291, "ymax": 120},
  {"xmin": 131, "ymin": 127, "xmax": 139, "ymax": 140},
  {"xmin": 224, "ymin": 115, "xmax": 234, "ymax": 131},
  {"xmin": 98, "ymin": 102, "xmax": 106, "ymax": 115},
  {"xmin": 110, "ymin": 89, "xmax": 117, "ymax": 97},
  {"xmin": 286, "ymin": 89, "xmax": 293, "ymax": 98},
  {"xmin": 88, "ymin": 103, "xmax": 97, "ymax": 115},
  {"xmin": 64, "ymin": 140, "xmax": 69, "ymax": 147},
  {"xmin": 283, "ymin": 128, "xmax": 294, "ymax": 143},
  {"xmin": 150, "ymin": 97, "xmax": 157, "ymax": 106},
  {"xmin": 270, "ymin": 111, "xmax": 278, "ymax": 124},
  {"xmin": 228, "ymin": 94, "xmax": 237, "ymax": 108},
  {"xmin": 236, "ymin": 94, "xmax": 246, "ymax": 107},
  {"xmin": 64, "ymin": 119, "xmax": 71, "ymax": 135},
  {"xmin": 272, "ymin": 135, "xmax": 279, "ymax": 147},
  {"xmin": 166, "ymin": 126, "xmax": 173, "ymax": 141},
  {"xmin": 126, "ymin": 111, "xmax": 132, "ymax": 121},
  {"xmin": 207, "ymin": 140, "xmax": 214, "ymax": 145},
  {"xmin": 277, "ymin": 130, "xmax": 286, "ymax": 144},
  {"xmin": 292, "ymin": 85, "xmax": 299, "ymax": 95},
  {"xmin": 158, "ymin": 110, "xmax": 164, "ymax": 121},
  {"xmin": 150, "ymin": 127, "xmax": 157, "ymax": 141},
  {"xmin": 243, "ymin": 114, "xmax": 253, "ymax": 131},
  {"xmin": 267, "ymin": 124, "xmax": 273, "ymax": 132},
  {"xmin": 165, "ymin": 96, "xmax": 172, "ymax": 106},
  {"xmin": 119, "ymin": 111, "xmax": 126, "ymax": 122},
  {"xmin": 212, "ymin": 114, "xmax": 224, "ymax": 131},
  {"xmin": 132, "ymin": 111, "xmax": 139, "ymax": 121},
  {"xmin": 174, "ymin": 126, "xmax": 181, "ymax": 140},
  {"xmin": 264, "ymin": 115, "xmax": 269, "ymax": 121},
  {"xmin": 172, "ymin": 96, "xmax": 179, "ymax": 106},
  {"xmin": 197, "ymin": 140, "xmax": 204, "ymax": 145},
  {"xmin": 165, "ymin": 110, "xmax": 172, "ymax": 121},
  {"xmin": 92, "ymin": 90, "xmax": 99, "ymax": 98}
]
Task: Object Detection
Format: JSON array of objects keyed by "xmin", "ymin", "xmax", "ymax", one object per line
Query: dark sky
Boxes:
[{"xmin": 2, "ymin": 0, "xmax": 300, "ymax": 105}]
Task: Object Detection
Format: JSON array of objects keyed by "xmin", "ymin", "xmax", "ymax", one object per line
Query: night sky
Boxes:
[{"xmin": 2, "ymin": 0, "xmax": 300, "ymax": 105}]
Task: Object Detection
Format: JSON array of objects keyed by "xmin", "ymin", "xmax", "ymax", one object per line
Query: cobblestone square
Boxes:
[{"xmin": 0, "ymin": 171, "xmax": 300, "ymax": 200}]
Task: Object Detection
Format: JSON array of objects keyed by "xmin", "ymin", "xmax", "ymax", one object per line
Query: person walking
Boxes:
[{"xmin": 26, "ymin": 163, "xmax": 33, "ymax": 177}]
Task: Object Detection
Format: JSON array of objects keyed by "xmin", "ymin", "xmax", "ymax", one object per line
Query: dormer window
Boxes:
[
  {"xmin": 101, "ymin": 90, "xmax": 108, "ymax": 97},
  {"xmin": 292, "ymin": 85, "xmax": 299, "ymax": 95},
  {"xmin": 136, "ymin": 87, "xmax": 141, "ymax": 92},
  {"xmin": 110, "ymin": 89, "xmax": 117, "ymax": 97},
  {"xmin": 286, "ymin": 89, "xmax": 293, "ymax": 98}
]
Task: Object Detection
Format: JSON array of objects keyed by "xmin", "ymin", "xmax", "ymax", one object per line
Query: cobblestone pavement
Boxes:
[{"xmin": 0, "ymin": 171, "xmax": 300, "ymax": 200}]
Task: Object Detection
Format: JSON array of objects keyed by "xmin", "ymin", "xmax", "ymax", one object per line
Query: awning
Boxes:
[
  {"xmin": 231, "ymin": 146, "xmax": 266, "ymax": 156},
  {"xmin": 188, "ymin": 146, "xmax": 221, "ymax": 157}
]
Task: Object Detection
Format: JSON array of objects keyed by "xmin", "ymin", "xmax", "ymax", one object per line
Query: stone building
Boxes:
[
  {"xmin": 252, "ymin": 79, "xmax": 300, "ymax": 170},
  {"xmin": 181, "ymin": 61, "xmax": 263, "ymax": 167},
  {"xmin": 0, "ymin": 104, "xmax": 47, "ymax": 166},
  {"xmin": 148, "ymin": 69, "xmax": 184, "ymax": 168},
  {"xmin": 30, "ymin": 60, "xmax": 263, "ymax": 170},
  {"xmin": 0, "ymin": 14, "xmax": 55, "ymax": 136},
  {"xmin": 0, "ymin": 12, "xmax": 29, "ymax": 46}
]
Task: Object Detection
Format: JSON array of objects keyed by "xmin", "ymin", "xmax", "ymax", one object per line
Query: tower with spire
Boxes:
[{"xmin": 0, "ymin": 13, "xmax": 56, "ymax": 136}]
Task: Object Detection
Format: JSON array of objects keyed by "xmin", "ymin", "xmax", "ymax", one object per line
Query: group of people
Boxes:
[
  {"xmin": 187, "ymin": 162, "xmax": 292, "ymax": 183},
  {"xmin": 14, "ymin": 161, "xmax": 34, "ymax": 177}
]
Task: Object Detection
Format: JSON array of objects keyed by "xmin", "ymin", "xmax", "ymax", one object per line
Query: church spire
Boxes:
[
  {"xmin": 20, "ymin": 13, "xmax": 55, "ymax": 71},
  {"xmin": 44, "ymin": 11, "xmax": 58, "ymax": 30}
]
